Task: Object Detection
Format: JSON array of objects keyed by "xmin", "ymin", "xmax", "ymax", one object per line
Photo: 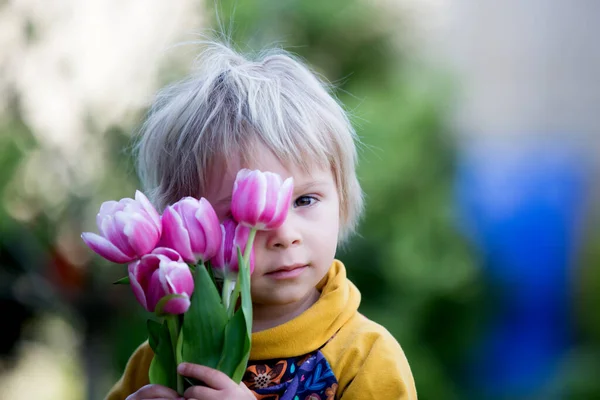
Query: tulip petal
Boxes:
[
  {"xmin": 163, "ymin": 262, "xmax": 194, "ymax": 295},
  {"xmin": 123, "ymin": 213, "xmax": 161, "ymax": 257},
  {"xmin": 160, "ymin": 206, "xmax": 194, "ymax": 263},
  {"xmin": 223, "ymin": 219, "xmax": 239, "ymax": 270},
  {"xmin": 233, "ymin": 223, "xmax": 250, "ymax": 251},
  {"xmin": 195, "ymin": 198, "xmax": 222, "ymax": 260},
  {"xmin": 232, "ymin": 169, "xmax": 252, "ymax": 193},
  {"xmin": 177, "ymin": 198, "xmax": 207, "ymax": 259},
  {"xmin": 131, "ymin": 254, "xmax": 161, "ymax": 291},
  {"xmin": 267, "ymin": 176, "xmax": 294, "ymax": 229},
  {"xmin": 119, "ymin": 199, "xmax": 141, "ymax": 221},
  {"xmin": 232, "ymin": 169, "xmax": 267, "ymax": 228},
  {"xmin": 128, "ymin": 261, "xmax": 149, "ymax": 311},
  {"xmin": 259, "ymin": 172, "xmax": 281, "ymax": 228},
  {"xmin": 81, "ymin": 232, "xmax": 133, "ymax": 263},
  {"xmin": 211, "ymin": 224, "xmax": 228, "ymax": 270},
  {"xmin": 162, "ymin": 295, "xmax": 191, "ymax": 314},
  {"xmin": 152, "ymin": 247, "xmax": 183, "ymax": 262},
  {"xmin": 135, "ymin": 190, "xmax": 161, "ymax": 230},
  {"xmin": 209, "ymin": 218, "xmax": 255, "ymax": 274},
  {"xmin": 146, "ymin": 269, "xmax": 165, "ymax": 312},
  {"xmin": 229, "ymin": 223, "xmax": 252, "ymax": 272},
  {"xmin": 97, "ymin": 200, "xmax": 122, "ymax": 232},
  {"xmin": 102, "ymin": 214, "xmax": 136, "ymax": 257}
]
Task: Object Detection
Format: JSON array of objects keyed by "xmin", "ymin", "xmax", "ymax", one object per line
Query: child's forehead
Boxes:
[
  {"xmin": 212, "ymin": 142, "xmax": 323, "ymax": 177},
  {"xmin": 221, "ymin": 156, "xmax": 322, "ymax": 181}
]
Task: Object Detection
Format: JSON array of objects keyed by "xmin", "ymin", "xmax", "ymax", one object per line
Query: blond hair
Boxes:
[{"xmin": 135, "ymin": 41, "xmax": 363, "ymax": 241}]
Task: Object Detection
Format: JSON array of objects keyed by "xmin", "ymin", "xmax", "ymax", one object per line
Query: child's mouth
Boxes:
[{"xmin": 266, "ymin": 264, "xmax": 308, "ymax": 279}]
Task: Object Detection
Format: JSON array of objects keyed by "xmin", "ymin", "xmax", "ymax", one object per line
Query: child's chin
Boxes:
[
  {"xmin": 281, "ymin": 287, "xmax": 319, "ymax": 305},
  {"xmin": 255, "ymin": 287, "xmax": 313, "ymax": 306}
]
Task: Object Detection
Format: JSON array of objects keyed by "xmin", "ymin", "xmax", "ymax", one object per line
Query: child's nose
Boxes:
[{"xmin": 266, "ymin": 220, "xmax": 302, "ymax": 249}]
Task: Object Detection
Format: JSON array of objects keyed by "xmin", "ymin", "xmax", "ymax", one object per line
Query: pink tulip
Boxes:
[
  {"xmin": 128, "ymin": 247, "xmax": 194, "ymax": 314},
  {"xmin": 159, "ymin": 197, "xmax": 222, "ymax": 264},
  {"xmin": 211, "ymin": 218, "xmax": 255, "ymax": 275},
  {"xmin": 81, "ymin": 191, "xmax": 161, "ymax": 263},
  {"xmin": 231, "ymin": 169, "xmax": 294, "ymax": 230}
]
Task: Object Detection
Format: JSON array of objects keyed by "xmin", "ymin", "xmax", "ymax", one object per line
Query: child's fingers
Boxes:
[
  {"xmin": 183, "ymin": 384, "xmax": 217, "ymax": 400},
  {"xmin": 177, "ymin": 362, "xmax": 233, "ymax": 391},
  {"xmin": 125, "ymin": 383, "xmax": 183, "ymax": 399}
]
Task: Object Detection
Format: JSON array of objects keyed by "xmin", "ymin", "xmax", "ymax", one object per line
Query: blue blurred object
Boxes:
[{"xmin": 455, "ymin": 138, "xmax": 589, "ymax": 399}]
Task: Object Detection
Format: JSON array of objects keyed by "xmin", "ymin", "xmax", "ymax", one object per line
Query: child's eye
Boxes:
[{"xmin": 294, "ymin": 195, "xmax": 318, "ymax": 208}]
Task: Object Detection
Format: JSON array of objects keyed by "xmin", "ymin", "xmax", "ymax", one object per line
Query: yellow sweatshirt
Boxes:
[{"xmin": 106, "ymin": 260, "xmax": 417, "ymax": 399}]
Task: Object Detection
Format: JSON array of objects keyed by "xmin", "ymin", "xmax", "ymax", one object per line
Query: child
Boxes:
[{"xmin": 106, "ymin": 41, "xmax": 417, "ymax": 400}]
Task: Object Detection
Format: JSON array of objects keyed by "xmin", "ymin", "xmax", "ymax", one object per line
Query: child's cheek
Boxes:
[{"xmin": 250, "ymin": 250, "xmax": 267, "ymax": 278}]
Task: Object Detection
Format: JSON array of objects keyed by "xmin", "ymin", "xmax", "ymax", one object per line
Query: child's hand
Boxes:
[
  {"xmin": 125, "ymin": 384, "xmax": 183, "ymax": 399},
  {"xmin": 177, "ymin": 362, "xmax": 255, "ymax": 399}
]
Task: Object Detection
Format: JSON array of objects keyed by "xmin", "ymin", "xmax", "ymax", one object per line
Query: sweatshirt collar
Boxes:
[{"xmin": 250, "ymin": 260, "xmax": 361, "ymax": 360}]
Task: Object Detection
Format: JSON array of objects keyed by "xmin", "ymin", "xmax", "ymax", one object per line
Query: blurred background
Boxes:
[{"xmin": 1, "ymin": 0, "xmax": 599, "ymax": 399}]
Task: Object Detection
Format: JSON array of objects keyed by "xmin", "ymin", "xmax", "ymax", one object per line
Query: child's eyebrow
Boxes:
[{"xmin": 294, "ymin": 181, "xmax": 329, "ymax": 192}]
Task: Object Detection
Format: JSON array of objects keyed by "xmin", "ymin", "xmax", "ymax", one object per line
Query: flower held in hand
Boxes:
[
  {"xmin": 128, "ymin": 247, "xmax": 194, "ymax": 315},
  {"xmin": 231, "ymin": 169, "xmax": 294, "ymax": 230},
  {"xmin": 81, "ymin": 191, "xmax": 161, "ymax": 263},
  {"xmin": 211, "ymin": 218, "xmax": 255, "ymax": 276},
  {"xmin": 160, "ymin": 197, "xmax": 222, "ymax": 264}
]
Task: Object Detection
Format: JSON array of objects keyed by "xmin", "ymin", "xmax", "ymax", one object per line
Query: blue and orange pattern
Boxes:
[{"xmin": 243, "ymin": 350, "xmax": 339, "ymax": 400}]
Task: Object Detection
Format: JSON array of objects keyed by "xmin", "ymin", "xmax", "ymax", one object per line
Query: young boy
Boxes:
[{"xmin": 106, "ymin": 41, "xmax": 417, "ymax": 400}]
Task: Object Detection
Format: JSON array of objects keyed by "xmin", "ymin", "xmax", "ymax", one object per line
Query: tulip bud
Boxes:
[
  {"xmin": 160, "ymin": 197, "xmax": 222, "ymax": 264},
  {"xmin": 231, "ymin": 169, "xmax": 294, "ymax": 230},
  {"xmin": 211, "ymin": 218, "xmax": 255, "ymax": 275},
  {"xmin": 128, "ymin": 247, "xmax": 194, "ymax": 315},
  {"xmin": 82, "ymin": 191, "xmax": 161, "ymax": 263}
]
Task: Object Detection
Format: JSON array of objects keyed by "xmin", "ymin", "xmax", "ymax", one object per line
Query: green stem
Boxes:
[
  {"xmin": 227, "ymin": 278, "xmax": 239, "ymax": 318},
  {"xmin": 243, "ymin": 228, "xmax": 257, "ymax": 264},
  {"xmin": 227, "ymin": 229, "xmax": 256, "ymax": 317},
  {"xmin": 205, "ymin": 261, "xmax": 216, "ymax": 286},
  {"xmin": 166, "ymin": 315, "xmax": 184, "ymax": 394},
  {"xmin": 222, "ymin": 276, "xmax": 232, "ymax": 309},
  {"xmin": 222, "ymin": 228, "xmax": 256, "ymax": 318}
]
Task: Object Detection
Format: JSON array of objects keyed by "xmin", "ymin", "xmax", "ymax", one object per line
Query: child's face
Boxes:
[{"xmin": 205, "ymin": 147, "xmax": 340, "ymax": 309}]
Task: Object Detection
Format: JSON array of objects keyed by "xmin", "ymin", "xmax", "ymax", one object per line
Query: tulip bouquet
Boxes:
[{"xmin": 82, "ymin": 169, "xmax": 293, "ymax": 394}]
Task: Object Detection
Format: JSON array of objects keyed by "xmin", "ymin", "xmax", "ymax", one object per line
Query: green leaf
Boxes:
[
  {"xmin": 238, "ymin": 247, "xmax": 253, "ymax": 338},
  {"xmin": 181, "ymin": 262, "xmax": 228, "ymax": 369},
  {"xmin": 206, "ymin": 261, "xmax": 217, "ymax": 287},
  {"xmin": 217, "ymin": 308, "xmax": 249, "ymax": 382},
  {"xmin": 216, "ymin": 247, "xmax": 253, "ymax": 383},
  {"xmin": 112, "ymin": 276, "xmax": 130, "ymax": 285},
  {"xmin": 236, "ymin": 248, "xmax": 253, "ymax": 381},
  {"xmin": 148, "ymin": 320, "xmax": 177, "ymax": 389},
  {"xmin": 176, "ymin": 323, "xmax": 184, "ymax": 365},
  {"xmin": 147, "ymin": 319, "xmax": 162, "ymax": 352}
]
